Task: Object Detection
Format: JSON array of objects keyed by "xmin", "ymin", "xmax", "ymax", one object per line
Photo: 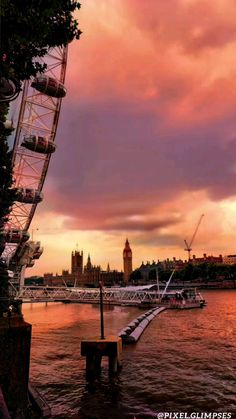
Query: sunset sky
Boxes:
[{"xmin": 30, "ymin": 0, "xmax": 236, "ymax": 275}]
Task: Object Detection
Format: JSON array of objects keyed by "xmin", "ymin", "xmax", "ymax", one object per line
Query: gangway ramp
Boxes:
[{"xmin": 17, "ymin": 285, "xmax": 161, "ymax": 306}]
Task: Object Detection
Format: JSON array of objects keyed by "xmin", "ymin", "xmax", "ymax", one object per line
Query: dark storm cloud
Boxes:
[
  {"xmin": 65, "ymin": 214, "xmax": 181, "ymax": 232},
  {"xmin": 40, "ymin": 98, "xmax": 236, "ymax": 232},
  {"xmin": 134, "ymin": 232, "xmax": 183, "ymax": 248},
  {"xmin": 37, "ymin": 0, "xmax": 236, "ymax": 234}
]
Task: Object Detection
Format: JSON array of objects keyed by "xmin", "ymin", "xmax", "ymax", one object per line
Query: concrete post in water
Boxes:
[
  {"xmin": 81, "ymin": 283, "xmax": 122, "ymax": 377},
  {"xmin": 81, "ymin": 336, "xmax": 122, "ymax": 377}
]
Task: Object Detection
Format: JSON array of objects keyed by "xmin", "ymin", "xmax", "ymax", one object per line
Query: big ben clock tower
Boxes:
[{"xmin": 123, "ymin": 239, "xmax": 132, "ymax": 283}]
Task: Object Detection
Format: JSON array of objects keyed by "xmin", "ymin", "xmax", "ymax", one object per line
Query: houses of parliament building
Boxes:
[{"xmin": 43, "ymin": 240, "xmax": 132, "ymax": 287}]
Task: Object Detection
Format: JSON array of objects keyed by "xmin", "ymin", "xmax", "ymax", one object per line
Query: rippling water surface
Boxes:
[{"xmin": 23, "ymin": 291, "xmax": 236, "ymax": 418}]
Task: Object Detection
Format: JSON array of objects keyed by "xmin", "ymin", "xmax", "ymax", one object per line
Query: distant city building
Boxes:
[
  {"xmin": 100, "ymin": 269, "xmax": 123, "ymax": 286},
  {"xmin": 44, "ymin": 241, "xmax": 131, "ymax": 287},
  {"xmin": 135, "ymin": 258, "xmax": 187, "ymax": 283},
  {"xmin": 81, "ymin": 254, "xmax": 100, "ymax": 286},
  {"xmin": 43, "ymin": 242, "xmax": 228, "ymax": 289},
  {"xmin": 71, "ymin": 250, "xmax": 83, "ymax": 275},
  {"xmin": 130, "ymin": 253, "xmax": 224, "ymax": 285},
  {"xmin": 43, "ymin": 248, "xmax": 83, "ymax": 286},
  {"xmin": 43, "ymin": 271, "xmax": 76, "ymax": 287},
  {"xmin": 43, "ymin": 246, "xmax": 123, "ymax": 288},
  {"xmin": 123, "ymin": 239, "xmax": 132, "ymax": 283},
  {"xmin": 78, "ymin": 255, "xmax": 123, "ymax": 287},
  {"xmin": 223, "ymin": 255, "xmax": 236, "ymax": 265},
  {"xmin": 191, "ymin": 253, "xmax": 223, "ymax": 264},
  {"xmin": 158, "ymin": 257, "xmax": 186, "ymax": 271}
]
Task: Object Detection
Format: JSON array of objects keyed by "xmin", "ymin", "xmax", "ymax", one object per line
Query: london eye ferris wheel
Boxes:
[{"xmin": 1, "ymin": 46, "xmax": 68, "ymax": 287}]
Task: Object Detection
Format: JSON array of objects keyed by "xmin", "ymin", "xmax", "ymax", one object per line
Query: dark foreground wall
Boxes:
[{"xmin": 0, "ymin": 316, "xmax": 31, "ymax": 415}]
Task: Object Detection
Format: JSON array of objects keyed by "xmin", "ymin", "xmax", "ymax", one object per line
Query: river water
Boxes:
[{"xmin": 23, "ymin": 290, "xmax": 236, "ymax": 418}]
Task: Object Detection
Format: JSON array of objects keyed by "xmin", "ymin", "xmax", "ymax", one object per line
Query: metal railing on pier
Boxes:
[{"xmin": 16, "ymin": 286, "xmax": 160, "ymax": 306}]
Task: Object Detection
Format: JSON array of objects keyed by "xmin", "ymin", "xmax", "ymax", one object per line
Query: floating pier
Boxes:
[{"xmin": 119, "ymin": 306, "xmax": 166, "ymax": 344}]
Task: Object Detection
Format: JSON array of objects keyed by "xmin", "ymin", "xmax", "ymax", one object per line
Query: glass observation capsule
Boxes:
[
  {"xmin": 15, "ymin": 188, "xmax": 43, "ymax": 204},
  {"xmin": 27, "ymin": 260, "xmax": 35, "ymax": 268},
  {"xmin": 31, "ymin": 75, "xmax": 67, "ymax": 98},
  {"xmin": 1, "ymin": 229, "xmax": 30, "ymax": 243},
  {"xmin": 21, "ymin": 135, "xmax": 56, "ymax": 154},
  {"xmin": 33, "ymin": 245, "xmax": 44, "ymax": 259}
]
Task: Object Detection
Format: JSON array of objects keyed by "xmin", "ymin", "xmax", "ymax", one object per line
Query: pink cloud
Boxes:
[
  {"xmin": 64, "ymin": 0, "xmax": 236, "ymax": 130},
  {"xmin": 29, "ymin": 0, "xmax": 236, "ymax": 272}
]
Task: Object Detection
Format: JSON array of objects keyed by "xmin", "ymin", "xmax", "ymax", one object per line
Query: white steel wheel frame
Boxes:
[{"xmin": 2, "ymin": 46, "xmax": 68, "ymax": 279}]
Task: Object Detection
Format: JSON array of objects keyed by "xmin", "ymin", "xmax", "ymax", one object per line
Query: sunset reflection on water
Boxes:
[{"xmin": 23, "ymin": 291, "xmax": 236, "ymax": 418}]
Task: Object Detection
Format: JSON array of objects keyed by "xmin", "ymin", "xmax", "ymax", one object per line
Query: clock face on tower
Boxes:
[{"xmin": 127, "ymin": 252, "xmax": 132, "ymax": 258}]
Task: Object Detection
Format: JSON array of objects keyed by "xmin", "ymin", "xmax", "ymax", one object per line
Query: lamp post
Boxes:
[{"xmin": 99, "ymin": 280, "xmax": 105, "ymax": 340}]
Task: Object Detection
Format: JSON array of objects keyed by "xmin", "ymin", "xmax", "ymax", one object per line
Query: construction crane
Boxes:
[{"xmin": 184, "ymin": 214, "xmax": 204, "ymax": 261}]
